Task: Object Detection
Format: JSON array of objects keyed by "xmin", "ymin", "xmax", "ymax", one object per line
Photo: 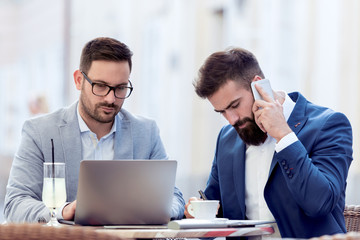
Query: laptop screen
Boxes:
[{"xmin": 74, "ymin": 160, "xmax": 177, "ymax": 226}]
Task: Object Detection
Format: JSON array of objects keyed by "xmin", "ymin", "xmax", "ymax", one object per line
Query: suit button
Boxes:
[
  {"xmin": 284, "ymin": 165, "xmax": 288, "ymax": 170},
  {"xmin": 281, "ymin": 160, "xmax": 286, "ymax": 165},
  {"xmin": 286, "ymin": 169, "xmax": 291, "ymax": 174},
  {"xmin": 289, "ymin": 174, "xmax": 293, "ymax": 178}
]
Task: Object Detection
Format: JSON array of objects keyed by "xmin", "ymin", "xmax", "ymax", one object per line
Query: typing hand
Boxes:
[{"xmin": 62, "ymin": 200, "xmax": 77, "ymax": 220}]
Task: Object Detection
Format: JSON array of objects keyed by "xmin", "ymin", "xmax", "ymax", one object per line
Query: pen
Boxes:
[{"xmin": 198, "ymin": 190, "xmax": 208, "ymax": 200}]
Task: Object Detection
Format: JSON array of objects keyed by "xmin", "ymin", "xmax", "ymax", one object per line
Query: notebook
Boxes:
[
  {"xmin": 168, "ymin": 219, "xmax": 276, "ymax": 229},
  {"xmin": 73, "ymin": 160, "xmax": 177, "ymax": 226}
]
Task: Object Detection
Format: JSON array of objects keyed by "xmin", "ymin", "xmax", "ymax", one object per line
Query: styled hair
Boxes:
[
  {"xmin": 80, "ymin": 37, "xmax": 133, "ymax": 74},
  {"xmin": 194, "ymin": 48, "xmax": 265, "ymax": 98}
]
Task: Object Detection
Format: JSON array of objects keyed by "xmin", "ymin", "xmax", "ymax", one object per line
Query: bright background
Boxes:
[{"xmin": 1, "ymin": 0, "xmax": 359, "ymax": 222}]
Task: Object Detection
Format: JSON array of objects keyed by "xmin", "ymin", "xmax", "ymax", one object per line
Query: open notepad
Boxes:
[{"xmin": 168, "ymin": 219, "xmax": 275, "ymax": 230}]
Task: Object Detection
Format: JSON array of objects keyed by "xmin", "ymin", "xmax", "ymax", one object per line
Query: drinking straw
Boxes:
[
  {"xmin": 51, "ymin": 139, "xmax": 55, "ymax": 209},
  {"xmin": 51, "ymin": 139, "xmax": 54, "ymax": 170}
]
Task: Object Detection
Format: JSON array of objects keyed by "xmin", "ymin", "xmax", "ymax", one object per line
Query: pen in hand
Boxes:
[{"xmin": 198, "ymin": 190, "xmax": 208, "ymax": 200}]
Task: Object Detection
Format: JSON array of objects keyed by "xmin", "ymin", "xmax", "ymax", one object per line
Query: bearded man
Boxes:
[{"xmin": 184, "ymin": 48, "xmax": 353, "ymax": 239}]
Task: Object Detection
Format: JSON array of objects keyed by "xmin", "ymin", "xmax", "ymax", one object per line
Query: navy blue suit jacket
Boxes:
[{"xmin": 204, "ymin": 92, "xmax": 353, "ymax": 238}]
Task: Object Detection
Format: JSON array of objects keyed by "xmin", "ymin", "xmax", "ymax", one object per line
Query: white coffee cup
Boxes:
[{"xmin": 188, "ymin": 200, "xmax": 219, "ymax": 219}]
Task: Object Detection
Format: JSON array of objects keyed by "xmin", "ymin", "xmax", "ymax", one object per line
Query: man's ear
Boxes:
[
  {"xmin": 252, "ymin": 75, "xmax": 262, "ymax": 83},
  {"xmin": 73, "ymin": 70, "xmax": 83, "ymax": 90}
]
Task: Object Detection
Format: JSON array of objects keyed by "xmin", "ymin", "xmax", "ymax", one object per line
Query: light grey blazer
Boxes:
[{"xmin": 4, "ymin": 102, "xmax": 185, "ymax": 223}]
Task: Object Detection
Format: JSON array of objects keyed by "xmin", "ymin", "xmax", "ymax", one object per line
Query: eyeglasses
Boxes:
[{"xmin": 81, "ymin": 71, "xmax": 133, "ymax": 99}]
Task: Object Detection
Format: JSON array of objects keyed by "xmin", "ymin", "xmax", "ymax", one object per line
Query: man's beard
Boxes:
[
  {"xmin": 80, "ymin": 94, "xmax": 120, "ymax": 124},
  {"xmin": 233, "ymin": 117, "xmax": 267, "ymax": 146}
]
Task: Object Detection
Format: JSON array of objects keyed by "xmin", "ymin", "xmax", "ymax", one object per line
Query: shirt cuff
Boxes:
[
  {"xmin": 275, "ymin": 132, "xmax": 298, "ymax": 152},
  {"xmin": 56, "ymin": 202, "xmax": 70, "ymax": 220}
]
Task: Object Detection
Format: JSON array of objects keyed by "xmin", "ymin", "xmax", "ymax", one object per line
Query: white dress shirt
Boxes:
[
  {"xmin": 77, "ymin": 107, "xmax": 117, "ymax": 161},
  {"xmin": 57, "ymin": 105, "xmax": 117, "ymax": 219},
  {"xmin": 245, "ymin": 92, "xmax": 296, "ymax": 237}
]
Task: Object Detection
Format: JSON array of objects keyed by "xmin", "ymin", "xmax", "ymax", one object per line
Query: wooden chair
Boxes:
[
  {"xmin": 344, "ymin": 205, "xmax": 360, "ymax": 232},
  {"xmin": 310, "ymin": 232, "xmax": 360, "ymax": 240},
  {"xmin": 0, "ymin": 223, "xmax": 132, "ymax": 240},
  {"xmin": 308, "ymin": 206, "xmax": 360, "ymax": 240}
]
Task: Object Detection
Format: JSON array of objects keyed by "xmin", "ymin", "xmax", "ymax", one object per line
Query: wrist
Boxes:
[
  {"xmin": 275, "ymin": 131, "xmax": 298, "ymax": 153},
  {"xmin": 275, "ymin": 128, "xmax": 292, "ymax": 143}
]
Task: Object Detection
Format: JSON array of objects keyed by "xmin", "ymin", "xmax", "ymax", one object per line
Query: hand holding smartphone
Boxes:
[{"xmin": 251, "ymin": 79, "xmax": 274, "ymax": 101}]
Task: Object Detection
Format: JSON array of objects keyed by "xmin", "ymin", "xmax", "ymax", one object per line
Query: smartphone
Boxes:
[{"xmin": 251, "ymin": 79, "xmax": 274, "ymax": 101}]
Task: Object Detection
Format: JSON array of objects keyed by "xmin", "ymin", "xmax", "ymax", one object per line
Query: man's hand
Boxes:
[
  {"xmin": 252, "ymin": 83, "xmax": 292, "ymax": 142},
  {"xmin": 62, "ymin": 200, "xmax": 77, "ymax": 220},
  {"xmin": 184, "ymin": 197, "xmax": 199, "ymax": 218}
]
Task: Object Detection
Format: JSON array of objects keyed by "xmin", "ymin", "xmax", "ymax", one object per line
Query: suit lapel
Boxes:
[
  {"xmin": 233, "ymin": 140, "xmax": 246, "ymax": 216},
  {"xmin": 114, "ymin": 111, "xmax": 133, "ymax": 159},
  {"xmin": 58, "ymin": 102, "xmax": 82, "ymax": 200},
  {"xmin": 268, "ymin": 92, "xmax": 308, "ymax": 177}
]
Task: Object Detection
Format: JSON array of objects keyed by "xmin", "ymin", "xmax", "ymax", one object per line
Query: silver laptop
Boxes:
[{"xmin": 74, "ymin": 160, "xmax": 177, "ymax": 226}]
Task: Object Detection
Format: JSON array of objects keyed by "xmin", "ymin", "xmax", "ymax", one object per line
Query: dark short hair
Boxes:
[
  {"xmin": 194, "ymin": 48, "xmax": 265, "ymax": 98},
  {"xmin": 80, "ymin": 37, "xmax": 133, "ymax": 74}
]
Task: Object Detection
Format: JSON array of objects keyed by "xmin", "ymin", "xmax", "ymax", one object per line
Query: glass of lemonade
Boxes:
[{"xmin": 42, "ymin": 162, "xmax": 66, "ymax": 226}]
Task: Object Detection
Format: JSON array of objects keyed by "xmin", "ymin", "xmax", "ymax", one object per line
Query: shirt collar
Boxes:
[
  {"xmin": 280, "ymin": 91, "xmax": 296, "ymax": 122},
  {"xmin": 77, "ymin": 104, "xmax": 117, "ymax": 137}
]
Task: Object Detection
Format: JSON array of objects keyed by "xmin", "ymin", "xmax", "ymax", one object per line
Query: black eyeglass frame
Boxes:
[{"xmin": 80, "ymin": 71, "xmax": 133, "ymax": 99}]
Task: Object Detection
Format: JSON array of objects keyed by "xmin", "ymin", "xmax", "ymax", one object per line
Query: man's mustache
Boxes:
[
  {"xmin": 98, "ymin": 103, "xmax": 116, "ymax": 108},
  {"xmin": 233, "ymin": 117, "xmax": 253, "ymax": 128}
]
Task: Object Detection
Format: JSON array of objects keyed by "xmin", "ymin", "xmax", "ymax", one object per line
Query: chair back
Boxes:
[
  {"xmin": 0, "ymin": 223, "xmax": 131, "ymax": 240},
  {"xmin": 344, "ymin": 205, "xmax": 360, "ymax": 232}
]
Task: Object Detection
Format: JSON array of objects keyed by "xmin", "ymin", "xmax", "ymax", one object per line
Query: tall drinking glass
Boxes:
[{"xmin": 42, "ymin": 162, "xmax": 67, "ymax": 226}]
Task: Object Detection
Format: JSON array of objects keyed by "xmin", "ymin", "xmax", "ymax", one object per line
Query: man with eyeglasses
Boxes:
[{"xmin": 4, "ymin": 37, "xmax": 185, "ymax": 223}]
